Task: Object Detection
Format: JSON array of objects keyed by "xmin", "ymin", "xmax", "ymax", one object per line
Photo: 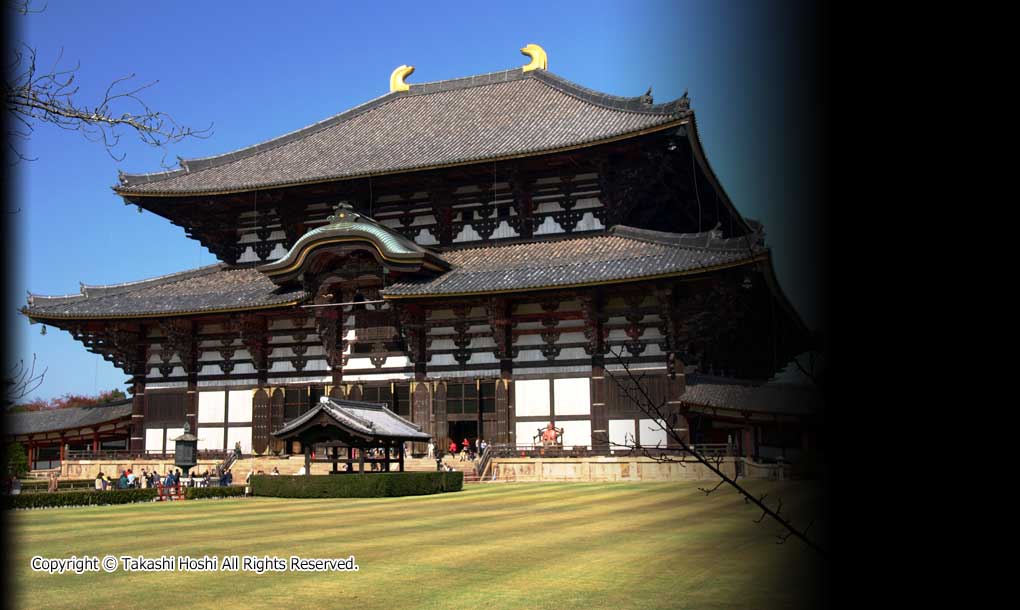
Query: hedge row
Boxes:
[
  {"xmin": 19, "ymin": 479, "xmax": 95, "ymax": 491},
  {"xmin": 3, "ymin": 488, "xmax": 158, "ymax": 509},
  {"xmin": 184, "ymin": 486, "xmax": 247, "ymax": 500},
  {"xmin": 251, "ymin": 472, "xmax": 463, "ymax": 498}
]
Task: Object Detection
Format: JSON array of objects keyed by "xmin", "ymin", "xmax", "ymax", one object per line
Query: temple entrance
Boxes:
[{"xmin": 448, "ymin": 421, "xmax": 478, "ymax": 452}]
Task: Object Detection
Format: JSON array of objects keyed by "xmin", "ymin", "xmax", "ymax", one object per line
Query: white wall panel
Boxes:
[
  {"xmin": 638, "ymin": 419, "xmax": 668, "ymax": 448},
  {"xmin": 559, "ymin": 420, "xmax": 592, "ymax": 448},
  {"xmin": 145, "ymin": 427, "xmax": 164, "ymax": 453},
  {"xmin": 609, "ymin": 419, "xmax": 636, "ymax": 450},
  {"xmin": 228, "ymin": 390, "xmax": 253, "ymax": 423},
  {"xmin": 198, "ymin": 391, "xmax": 225, "ymax": 423},
  {"xmin": 553, "ymin": 378, "xmax": 591, "ymax": 415},
  {"xmin": 515, "ymin": 379, "xmax": 550, "ymax": 416},
  {"xmin": 197, "ymin": 426, "xmax": 224, "ymax": 451},
  {"xmin": 226, "ymin": 427, "xmax": 252, "ymax": 454}
]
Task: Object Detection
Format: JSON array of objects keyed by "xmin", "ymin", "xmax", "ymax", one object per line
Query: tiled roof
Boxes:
[
  {"xmin": 274, "ymin": 398, "xmax": 430, "ymax": 441},
  {"xmin": 680, "ymin": 377, "xmax": 823, "ymax": 416},
  {"xmin": 382, "ymin": 226, "xmax": 763, "ymax": 297},
  {"xmin": 114, "ymin": 68, "xmax": 691, "ymax": 196},
  {"xmin": 24, "ymin": 264, "xmax": 306, "ymax": 319},
  {"xmin": 23, "ymin": 227, "xmax": 761, "ymax": 319},
  {"xmin": 7, "ymin": 400, "xmax": 134, "ymax": 436}
]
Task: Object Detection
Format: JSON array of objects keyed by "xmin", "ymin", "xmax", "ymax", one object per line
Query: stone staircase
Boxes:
[{"xmin": 402, "ymin": 456, "xmax": 480, "ymax": 482}]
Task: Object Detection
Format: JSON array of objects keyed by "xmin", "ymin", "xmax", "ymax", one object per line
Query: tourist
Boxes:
[
  {"xmin": 118, "ymin": 471, "xmax": 129, "ymax": 489},
  {"xmin": 225, "ymin": 469, "xmax": 233, "ymax": 486},
  {"xmin": 448, "ymin": 440, "xmax": 457, "ymax": 455},
  {"xmin": 127, "ymin": 469, "xmax": 136, "ymax": 488},
  {"xmin": 9, "ymin": 475, "xmax": 21, "ymax": 496},
  {"xmin": 480, "ymin": 439, "xmax": 488, "ymax": 454},
  {"xmin": 427, "ymin": 440, "xmax": 435, "ymax": 459},
  {"xmin": 94, "ymin": 472, "xmax": 104, "ymax": 491},
  {"xmin": 271, "ymin": 467, "xmax": 280, "ymax": 476},
  {"xmin": 435, "ymin": 449, "xmax": 443, "ymax": 472},
  {"xmin": 47, "ymin": 471, "xmax": 58, "ymax": 493}
]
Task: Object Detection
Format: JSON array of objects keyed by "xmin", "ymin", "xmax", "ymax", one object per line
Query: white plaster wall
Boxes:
[
  {"xmin": 228, "ymin": 390, "xmax": 253, "ymax": 422},
  {"xmin": 553, "ymin": 378, "xmax": 590, "ymax": 415},
  {"xmin": 515, "ymin": 379, "xmax": 550, "ymax": 416},
  {"xmin": 198, "ymin": 391, "xmax": 225, "ymax": 424}
]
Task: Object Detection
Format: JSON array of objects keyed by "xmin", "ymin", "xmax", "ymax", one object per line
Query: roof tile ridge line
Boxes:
[
  {"xmin": 80, "ymin": 263, "xmax": 227, "ymax": 297},
  {"xmin": 532, "ymin": 70, "xmax": 691, "ymax": 116},
  {"xmin": 406, "ymin": 66, "xmax": 527, "ymax": 94},
  {"xmin": 610, "ymin": 225, "xmax": 760, "ymax": 253},
  {"xmin": 442, "ymin": 232, "xmax": 613, "ymax": 255},
  {"xmin": 28, "ymin": 263, "xmax": 226, "ymax": 302},
  {"xmin": 325, "ymin": 399, "xmax": 376, "ymax": 429},
  {"xmin": 117, "ymin": 89, "xmax": 405, "ymax": 187},
  {"xmin": 377, "ymin": 404, "xmax": 423, "ymax": 432}
]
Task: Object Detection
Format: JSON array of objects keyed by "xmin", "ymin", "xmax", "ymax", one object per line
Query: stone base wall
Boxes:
[
  {"xmin": 489, "ymin": 457, "xmax": 739, "ymax": 482},
  {"xmin": 60, "ymin": 456, "xmax": 335, "ymax": 482}
]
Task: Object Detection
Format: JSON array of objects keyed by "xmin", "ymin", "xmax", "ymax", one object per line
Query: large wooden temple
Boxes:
[{"xmin": 21, "ymin": 46, "xmax": 815, "ymax": 465}]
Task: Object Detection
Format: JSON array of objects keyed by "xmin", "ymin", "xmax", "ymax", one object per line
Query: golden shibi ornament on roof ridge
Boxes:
[{"xmin": 389, "ymin": 43, "xmax": 547, "ymax": 92}]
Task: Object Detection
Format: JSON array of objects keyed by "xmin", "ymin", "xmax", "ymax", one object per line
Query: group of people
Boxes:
[
  {"xmin": 443, "ymin": 438, "xmax": 487, "ymax": 461},
  {"xmin": 430, "ymin": 437, "xmax": 488, "ymax": 471},
  {"xmin": 91, "ymin": 467, "xmax": 237, "ymax": 490}
]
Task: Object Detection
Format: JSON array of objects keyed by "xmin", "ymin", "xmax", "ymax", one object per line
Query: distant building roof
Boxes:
[
  {"xmin": 680, "ymin": 377, "xmax": 823, "ymax": 417},
  {"xmin": 114, "ymin": 68, "xmax": 691, "ymax": 197},
  {"xmin": 6, "ymin": 400, "xmax": 134, "ymax": 437},
  {"xmin": 274, "ymin": 398, "xmax": 430, "ymax": 442}
]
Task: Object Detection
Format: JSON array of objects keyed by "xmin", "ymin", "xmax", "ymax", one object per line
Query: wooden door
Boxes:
[
  {"xmin": 270, "ymin": 388, "xmax": 285, "ymax": 454},
  {"xmin": 252, "ymin": 389, "xmax": 270, "ymax": 455}
]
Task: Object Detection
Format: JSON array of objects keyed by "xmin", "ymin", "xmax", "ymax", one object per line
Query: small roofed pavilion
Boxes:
[{"xmin": 273, "ymin": 397, "xmax": 431, "ymax": 475}]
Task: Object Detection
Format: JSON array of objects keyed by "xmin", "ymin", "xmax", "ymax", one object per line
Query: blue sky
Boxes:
[{"xmin": 8, "ymin": 0, "xmax": 825, "ymax": 400}]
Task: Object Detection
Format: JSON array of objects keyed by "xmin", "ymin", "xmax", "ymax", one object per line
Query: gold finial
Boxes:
[
  {"xmin": 520, "ymin": 43, "xmax": 547, "ymax": 72},
  {"xmin": 390, "ymin": 65, "xmax": 414, "ymax": 92}
]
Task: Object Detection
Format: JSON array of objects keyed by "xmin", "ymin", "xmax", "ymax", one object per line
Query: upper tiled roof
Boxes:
[
  {"xmin": 274, "ymin": 398, "xmax": 430, "ymax": 441},
  {"xmin": 382, "ymin": 226, "xmax": 764, "ymax": 297},
  {"xmin": 7, "ymin": 400, "xmax": 134, "ymax": 436},
  {"xmin": 24, "ymin": 264, "xmax": 306, "ymax": 320},
  {"xmin": 114, "ymin": 68, "xmax": 691, "ymax": 197},
  {"xmin": 680, "ymin": 377, "xmax": 823, "ymax": 416}
]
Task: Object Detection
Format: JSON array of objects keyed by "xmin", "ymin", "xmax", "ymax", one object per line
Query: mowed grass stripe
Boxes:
[{"xmin": 12, "ymin": 481, "xmax": 825, "ymax": 610}]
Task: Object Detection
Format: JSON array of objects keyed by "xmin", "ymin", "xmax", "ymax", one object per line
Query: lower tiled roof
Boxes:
[
  {"xmin": 274, "ymin": 398, "xmax": 430, "ymax": 441},
  {"xmin": 23, "ymin": 227, "xmax": 761, "ymax": 319},
  {"xmin": 382, "ymin": 226, "xmax": 763, "ymax": 297},
  {"xmin": 680, "ymin": 377, "xmax": 822, "ymax": 416},
  {"xmin": 24, "ymin": 264, "xmax": 307, "ymax": 319},
  {"xmin": 7, "ymin": 400, "xmax": 135, "ymax": 436}
]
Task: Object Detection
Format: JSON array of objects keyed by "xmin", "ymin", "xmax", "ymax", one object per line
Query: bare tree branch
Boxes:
[
  {"xmin": 5, "ymin": 5, "xmax": 213, "ymax": 163},
  {"xmin": 603, "ymin": 345, "xmax": 826, "ymax": 558},
  {"xmin": 3, "ymin": 354, "xmax": 46, "ymax": 408}
]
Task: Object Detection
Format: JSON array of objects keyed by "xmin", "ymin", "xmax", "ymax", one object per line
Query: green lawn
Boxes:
[{"xmin": 10, "ymin": 480, "xmax": 826, "ymax": 610}]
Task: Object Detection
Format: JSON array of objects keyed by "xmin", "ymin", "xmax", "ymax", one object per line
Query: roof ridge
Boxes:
[
  {"xmin": 610, "ymin": 225, "xmax": 763, "ymax": 252},
  {"xmin": 114, "ymin": 68, "xmax": 691, "ymax": 192},
  {"xmin": 27, "ymin": 263, "xmax": 226, "ymax": 306}
]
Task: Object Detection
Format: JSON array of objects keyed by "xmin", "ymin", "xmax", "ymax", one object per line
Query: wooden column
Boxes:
[
  {"xmin": 92, "ymin": 433, "xmax": 99, "ymax": 453},
  {"xmin": 384, "ymin": 445, "xmax": 391, "ymax": 472},
  {"xmin": 347, "ymin": 446, "xmax": 354, "ymax": 473},
  {"xmin": 304, "ymin": 442, "xmax": 311, "ymax": 476},
  {"xmin": 332, "ymin": 446, "xmax": 338, "ymax": 473},
  {"xmin": 358, "ymin": 447, "xmax": 365, "ymax": 473},
  {"xmin": 398, "ymin": 443, "xmax": 405, "ymax": 472}
]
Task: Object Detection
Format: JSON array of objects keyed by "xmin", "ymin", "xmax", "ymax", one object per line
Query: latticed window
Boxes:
[
  {"xmin": 362, "ymin": 385, "xmax": 392, "ymax": 406},
  {"xmin": 284, "ymin": 387, "xmax": 308, "ymax": 421},
  {"xmin": 394, "ymin": 384, "xmax": 410, "ymax": 416},
  {"xmin": 446, "ymin": 382, "xmax": 496, "ymax": 414}
]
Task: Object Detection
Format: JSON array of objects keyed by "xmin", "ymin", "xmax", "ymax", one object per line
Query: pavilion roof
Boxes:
[
  {"xmin": 6, "ymin": 400, "xmax": 134, "ymax": 437},
  {"xmin": 113, "ymin": 68, "xmax": 691, "ymax": 197},
  {"xmin": 679, "ymin": 377, "xmax": 823, "ymax": 417},
  {"xmin": 273, "ymin": 398, "xmax": 430, "ymax": 442}
]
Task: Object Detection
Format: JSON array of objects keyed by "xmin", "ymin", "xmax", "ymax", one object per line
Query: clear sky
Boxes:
[{"xmin": 7, "ymin": 0, "xmax": 826, "ymax": 400}]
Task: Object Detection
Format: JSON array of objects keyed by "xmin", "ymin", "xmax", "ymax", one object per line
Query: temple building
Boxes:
[{"xmin": 20, "ymin": 46, "xmax": 817, "ymax": 467}]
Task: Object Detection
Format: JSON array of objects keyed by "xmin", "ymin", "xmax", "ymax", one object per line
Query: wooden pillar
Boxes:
[
  {"xmin": 304, "ymin": 442, "xmax": 311, "ymax": 476},
  {"xmin": 358, "ymin": 447, "xmax": 365, "ymax": 473},
  {"xmin": 27, "ymin": 443, "xmax": 34, "ymax": 470},
  {"xmin": 347, "ymin": 446, "xmax": 354, "ymax": 473},
  {"xmin": 92, "ymin": 433, "xmax": 99, "ymax": 454},
  {"xmin": 332, "ymin": 446, "xmax": 338, "ymax": 473},
  {"xmin": 399, "ymin": 442, "xmax": 405, "ymax": 472},
  {"xmin": 384, "ymin": 445, "xmax": 391, "ymax": 472},
  {"xmin": 59, "ymin": 438, "xmax": 66, "ymax": 462}
]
